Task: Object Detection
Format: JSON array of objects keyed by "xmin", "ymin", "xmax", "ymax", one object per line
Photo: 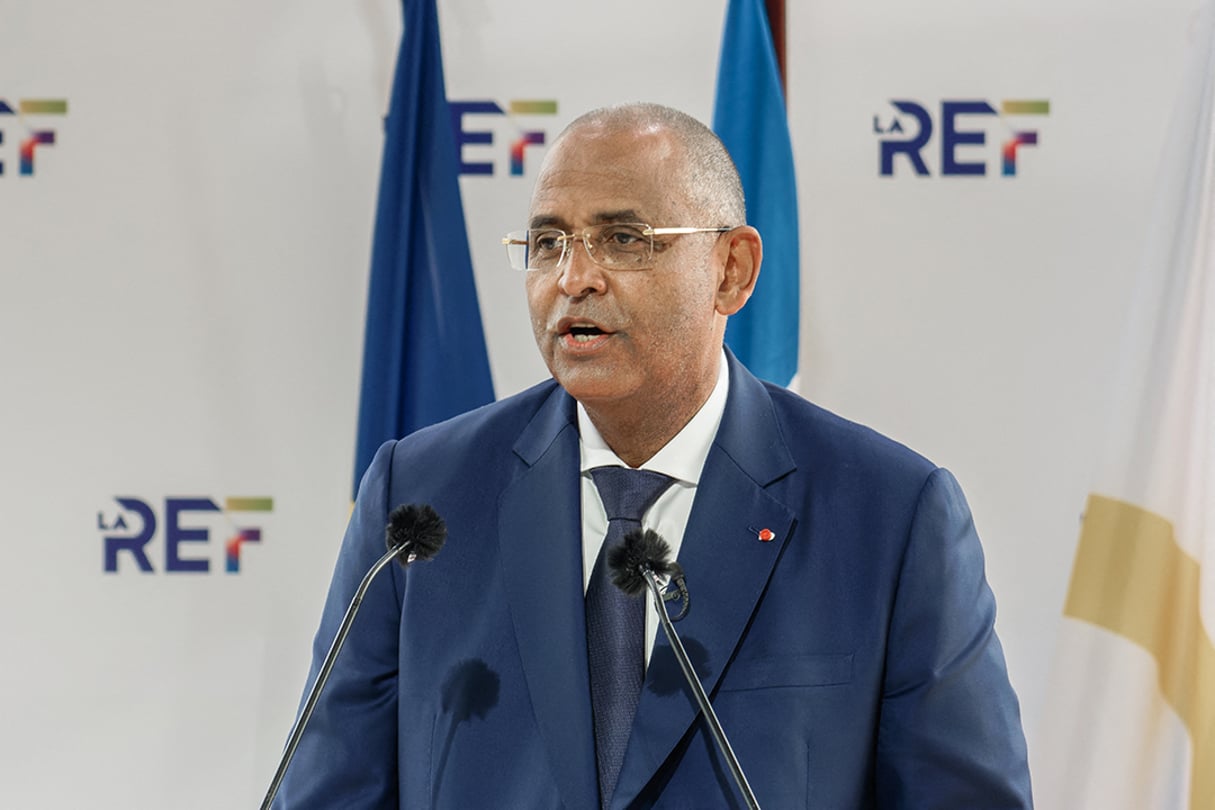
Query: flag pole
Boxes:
[{"xmin": 764, "ymin": 0, "xmax": 786, "ymax": 94}]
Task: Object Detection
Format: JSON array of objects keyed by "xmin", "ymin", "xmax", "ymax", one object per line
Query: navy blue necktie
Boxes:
[{"xmin": 586, "ymin": 466, "xmax": 675, "ymax": 809}]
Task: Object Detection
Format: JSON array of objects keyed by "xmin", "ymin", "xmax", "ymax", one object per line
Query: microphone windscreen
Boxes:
[
  {"xmin": 608, "ymin": 528, "xmax": 681, "ymax": 596},
  {"xmin": 385, "ymin": 503, "xmax": 448, "ymax": 563}
]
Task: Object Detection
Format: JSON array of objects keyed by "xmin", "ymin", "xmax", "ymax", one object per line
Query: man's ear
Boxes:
[{"xmin": 716, "ymin": 226, "xmax": 762, "ymax": 316}]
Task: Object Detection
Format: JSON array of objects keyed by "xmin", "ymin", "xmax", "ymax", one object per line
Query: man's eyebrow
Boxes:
[
  {"xmin": 590, "ymin": 210, "xmax": 643, "ymax": 224},
  {"xmin": 528, "ymin": 210, "xmax": 645, "ymax": 229},
  {"xmin": 529, "ymin": 215, "xmax": 565, "ymax": 229}
]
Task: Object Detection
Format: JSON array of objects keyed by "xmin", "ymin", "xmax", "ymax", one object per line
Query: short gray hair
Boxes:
[{"xmin": 556, "ymin": 102, "xmax": 747, "ymax": 226}]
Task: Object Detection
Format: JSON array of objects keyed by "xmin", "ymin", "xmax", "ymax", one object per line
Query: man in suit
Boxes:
[{"xmin": 274, "ymin": 103, "xmax": 1032, "ymax": 808}]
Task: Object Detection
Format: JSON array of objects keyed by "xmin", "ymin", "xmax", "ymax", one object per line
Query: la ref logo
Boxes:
[
  {"xmin": 99, "ymin": 496, "xmax": 272, "ymax": 574},
  {"xmin": 0, "ymin": 98, "xmax": 67, "ymax": 177},
  {"xmin": 874, "ymin": 98, "xmax": 1050, "ymax": 177},
  {"xmin": 449, "ymin": 98, "xmax": 558, "ymax": 177}
]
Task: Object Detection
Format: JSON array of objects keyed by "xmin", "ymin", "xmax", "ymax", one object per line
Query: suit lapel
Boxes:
[
  {"xmin": 612, "ymin": 354, "xmax": 799, "ymax": 807},
  {"xmin": 497, "ymin": 385, "xmax": 599, "ymax": 809}
]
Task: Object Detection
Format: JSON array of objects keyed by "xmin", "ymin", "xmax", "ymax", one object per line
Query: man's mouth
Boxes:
[
  {"xmin": 556, "ymin": 317, "xmax": 613, "ymax": 346},
  {"xmin": 567, "ymin": 325, "xmax": 605, "ymax": 343}
]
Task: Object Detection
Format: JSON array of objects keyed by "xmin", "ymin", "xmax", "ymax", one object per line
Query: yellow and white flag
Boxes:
[{"xmin": 1036, "ymin": 7, "xmax": 1215, "ymax": 809}]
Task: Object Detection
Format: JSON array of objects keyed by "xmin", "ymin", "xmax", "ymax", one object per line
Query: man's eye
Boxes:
[
  {"xmin": 532, "ymin": 232, "xmax": 564, "ymax": 252},
  {"xmin": 601, "ymin": 227, "xmax": 647, "ymax": 247}
]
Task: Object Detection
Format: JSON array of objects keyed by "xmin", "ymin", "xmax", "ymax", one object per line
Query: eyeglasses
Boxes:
[{"xmin": 501, "ymin": 222, "xmax": 732, "ymax": 272}]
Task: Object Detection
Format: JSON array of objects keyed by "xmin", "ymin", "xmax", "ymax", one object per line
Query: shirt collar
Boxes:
[{"xmin": 578, "ymin": 349, "xmax": 730, "ymax": 485}]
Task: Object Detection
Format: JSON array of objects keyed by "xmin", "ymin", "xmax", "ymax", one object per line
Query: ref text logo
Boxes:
[
  {"xmin": 0, "ymin": 98, "xmax": 68, "ymax": 176},
  {"xmin": 99, "ymin": 496, "xmax": 273, "ymax": 574},
  {"xmin": 874, "ymin": 99, "xmax": 1050, "ymax": 177},
  {"xmin": 450, "ymin": 99, "xmax": 558, "ymax": 176}
]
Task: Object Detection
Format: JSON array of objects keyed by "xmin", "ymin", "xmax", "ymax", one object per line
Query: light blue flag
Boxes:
[
  {"xmin": 353, "ymin": 0, "xmax": 494, "ymax": 495},
  {"xmin": 713, "ymin": 0, "xmax": 800, "ymax": 386}
]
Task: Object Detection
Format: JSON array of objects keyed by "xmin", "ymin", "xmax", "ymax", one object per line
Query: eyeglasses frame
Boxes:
[{"xmin": 501, "ymin": 223, "xmax": 734, "ymax": 272}]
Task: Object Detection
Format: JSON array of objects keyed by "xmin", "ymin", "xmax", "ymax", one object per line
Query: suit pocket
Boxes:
[{"xmin": 718, "ymin": 652, "xmax": 853, "ymax": 691}]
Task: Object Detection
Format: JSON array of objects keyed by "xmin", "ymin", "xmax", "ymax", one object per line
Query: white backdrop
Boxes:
[{"xmin": 0, "ymin": 0, "xmax": 1204, "ymax": 806}]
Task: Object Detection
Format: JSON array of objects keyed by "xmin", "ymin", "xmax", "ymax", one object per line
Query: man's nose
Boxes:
[{"xmin": 557, "ymin": 235, "xmax": 608, "ymax": 297}]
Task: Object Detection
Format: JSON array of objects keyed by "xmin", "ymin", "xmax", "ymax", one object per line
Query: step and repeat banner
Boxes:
[{"xmin": 0, "ymin": 0, "xmax": 1205, "ymax": 806}]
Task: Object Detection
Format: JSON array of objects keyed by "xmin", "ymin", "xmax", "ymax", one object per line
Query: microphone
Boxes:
[
  {"xmin": 259, "ymin": 503, "xmax": 448, "ymax": 810},
  {"xmin": 607, "ymin": 527, "xmax": 689, "ymax": 620},
  {"xmin": 387, "ymin": 502, "xmax": 447, "ymax": 564},
  {"xmin": 610, "ymin": 528, "xmax": 761, "ymax": 810}
]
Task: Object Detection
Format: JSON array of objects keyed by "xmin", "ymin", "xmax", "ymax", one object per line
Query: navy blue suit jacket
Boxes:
[{"xmin": 275, "ymin": 352, "xmax": 1032, "ymax": 808}]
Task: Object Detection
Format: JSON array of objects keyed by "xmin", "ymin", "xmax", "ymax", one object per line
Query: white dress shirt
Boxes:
[{"xmin": 578, "ymin": 351, "xmax": 730, "ymax": 664}]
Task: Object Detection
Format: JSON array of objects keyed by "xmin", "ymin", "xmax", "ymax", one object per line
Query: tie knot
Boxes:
[{"xmin": 590, "ymin": 466, "xmax": 675, "ymax": 523}]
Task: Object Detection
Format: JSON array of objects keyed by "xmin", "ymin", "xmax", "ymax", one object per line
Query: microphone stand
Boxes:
[
  {"xmin": 259, "ymin": 542, "xmax": 411, "ymax": 810},
  {"xmin": 641, "ymin": 565, "xmax": 761, "ymax": 810}
]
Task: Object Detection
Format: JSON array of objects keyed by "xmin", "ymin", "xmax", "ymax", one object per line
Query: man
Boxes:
[{"xmin": 274, "ymin": 103, "xmax": 1032, "ymax": 808}]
